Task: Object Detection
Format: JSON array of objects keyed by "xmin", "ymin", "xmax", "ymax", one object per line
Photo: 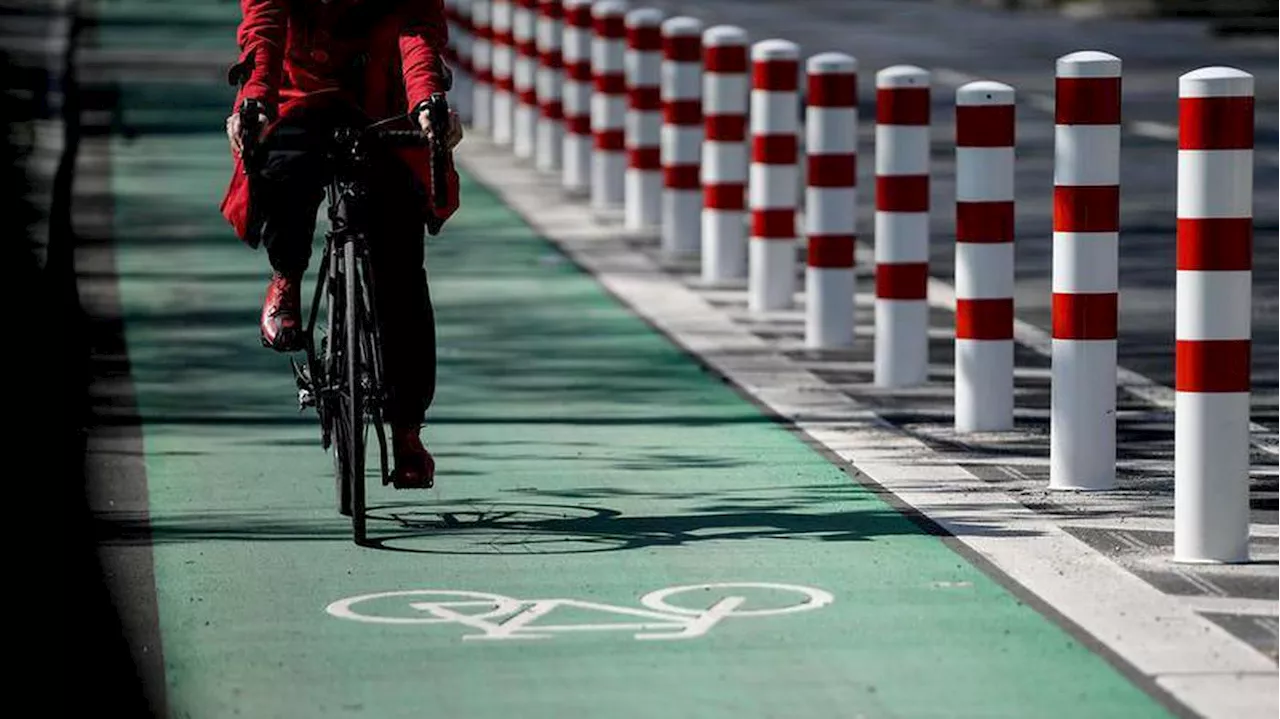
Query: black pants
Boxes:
[{"xmin": 252, "ymin": 105, "xmax": 436, "ymax": 426}]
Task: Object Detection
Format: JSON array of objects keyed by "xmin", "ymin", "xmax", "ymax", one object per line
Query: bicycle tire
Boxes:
[
  {"xmin": 358, "ymin": 252, "xmax": 391, "ymax": 487},
  {"xmin": 344, "ymin": 245, "xmax": 367, "ymax": 544},
  {"xmin": 326, "ymin": 248, "xmax": 353, "ymax": 517}
]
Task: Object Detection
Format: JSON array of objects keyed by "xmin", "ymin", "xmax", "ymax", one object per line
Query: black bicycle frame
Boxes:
[
  {"xmin": 290, "ymin": 119, "xmax": 432, "ymax": 542},
  {"xmin": 318, "ymin": 176, "xmax": 390, "ymax": 486}
]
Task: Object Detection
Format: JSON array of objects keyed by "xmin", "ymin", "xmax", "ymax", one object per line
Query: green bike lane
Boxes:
[{"xmin": 92, "ymin": 3, "xmax": 1173, "ymax": 717}]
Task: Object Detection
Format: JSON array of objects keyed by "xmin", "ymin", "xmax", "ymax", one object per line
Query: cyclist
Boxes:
[{"xmin": 220, "ymin": 0, "xmax": 463, "ymax": 488}]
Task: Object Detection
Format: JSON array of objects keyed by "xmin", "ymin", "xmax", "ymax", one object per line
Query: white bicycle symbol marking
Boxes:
[{"xmin": 325, "ymin": 583, "xmax": 834, "ymax": 641}]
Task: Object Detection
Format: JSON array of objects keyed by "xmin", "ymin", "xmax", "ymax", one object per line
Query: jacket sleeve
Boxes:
[
  {"xmin": 399, "ymin": 0, "xmax": 450, "ymax": 112},
  {"xmin": 232, "ymin": 0, "xmax": 288, "ymax": 112}
]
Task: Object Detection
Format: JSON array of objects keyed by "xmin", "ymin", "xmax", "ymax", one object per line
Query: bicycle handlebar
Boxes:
[
  {"xmin": 371, "ymin": 128, "xmax": 432, "ymax": 147},
  {"xmin": 331, "ymin": 116, "xmax": 449, "ymax": 223}
]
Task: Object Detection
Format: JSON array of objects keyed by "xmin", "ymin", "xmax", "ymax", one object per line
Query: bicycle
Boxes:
[{"xmin": 238, "ymin": 99, "xmax": 451, "ymax": 545}]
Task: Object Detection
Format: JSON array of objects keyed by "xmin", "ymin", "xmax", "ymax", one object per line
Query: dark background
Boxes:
[{"xmin": 4, "ymin": 1, "xmax": 151, "ymax": 713}]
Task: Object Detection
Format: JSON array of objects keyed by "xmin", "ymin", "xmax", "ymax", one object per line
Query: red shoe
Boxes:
[
  {"xmin": 260, "ymin": 271, "xmax": 304, "ymax": 352},
  {"xmin": 391, "ymin": 425, "xmax": 435, "ymax": 489}
]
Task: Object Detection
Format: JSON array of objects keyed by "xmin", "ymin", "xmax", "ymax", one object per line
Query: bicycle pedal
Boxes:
[{"xmin": 291, "ymin": 360, "xmax": 318, "ymax": 410}]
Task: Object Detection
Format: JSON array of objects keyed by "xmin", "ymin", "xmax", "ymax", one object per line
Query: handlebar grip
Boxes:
[
  {"xmin": 424, "ymin": 93, "xmax": 452, "ymax": 211},
  {"xmin": 238, "ymin": 99, "xmax": 268, "ymax": 174}
]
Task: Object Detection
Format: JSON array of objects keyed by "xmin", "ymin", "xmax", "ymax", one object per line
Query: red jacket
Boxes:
[{"xmin": 221, "ymin": 0, "xmax": 461, "ymax": 243}]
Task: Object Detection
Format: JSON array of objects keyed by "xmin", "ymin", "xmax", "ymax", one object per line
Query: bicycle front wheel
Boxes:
[
  {"xmin": 324, "ymin": 248, "xmax": 352, "ymax": 518},
  {"xmin": 343, "ymin": 245, "xmax": 367, "ymax": 544}
]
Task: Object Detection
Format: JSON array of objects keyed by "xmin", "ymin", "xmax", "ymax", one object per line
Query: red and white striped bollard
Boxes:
[
  {"xmin": 624, "ymin": 8, "xmax": 663, "ymax": 231},
  {"xmin": 1050, "ymin": 51, "xmax": 1121, "ymax": 491},
  {"xmin": 445, "ymin": 0, "xmax": 459, "ymax": 81},
  {"xmin": 490, "ymin": 0, "xmax": 515, "ymax": 145},
  {"xmin": 954, "ymin": 81, "xmax": 1015, "ymax": 432},
  {"xmin": 661, "ymin": 16, "xmax": 703, "ymax": 257},
  {"xmin": 804, "ymin": 52, "xmax": 857, "ymax": 348},
  {"xmin": 701, "ymin": 25, "xmax": 749, "ymax": 285},
  {"xmin": 513, "ymin": 0, "xmax": 540, "ymax": 158},
  {"xmin": 471, "ymin": 0, "xmax": 493, "ymax": 133},
  {"xmin": 591, "ymin": 0, "xmax": 628, "ymax": 211},
  {"xmin": 461, "ymin": 0, "xmax": 477, "ymax": 123},
  {"xmin": 874, "ymin": 65, "xmax": 930, "ymax": 387},
  {"xmin": 535, "ymin": 0, "xmax": 564, "ymax": 172},
  {"xmin": 462, "ymin": 0, "xmax": 478, "ymax": 123},
  {"xmin": 448, "ymin": 0, "xmax": 475, "ymax": 124},
  {"xmin": 1175, "ymin": 67, "xmax": 1254, "ymax": 563},
  {"xmin": 562, "ymin": 0, "xmax": 594, "ymax": 193},
  {"xmin": 748, "ymin": 39, "xmax": 800, "ymax": 312}
]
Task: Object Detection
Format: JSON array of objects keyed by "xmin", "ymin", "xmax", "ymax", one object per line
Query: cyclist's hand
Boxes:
[
  {"xmin": 417, "ymin": 108, "xmax": 464, "ymax": 150},
  {"xmin": 226, "ymin": 110, "xmax": 269, "ymax": 157}
]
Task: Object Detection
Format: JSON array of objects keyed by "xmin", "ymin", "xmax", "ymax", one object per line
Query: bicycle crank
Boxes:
[{"xmin": 291, "ymin": 358, "xmax": 317, "ymax": 411}]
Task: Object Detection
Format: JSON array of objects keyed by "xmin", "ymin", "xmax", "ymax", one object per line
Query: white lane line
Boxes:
[
  {"xmin": 931, "ymin": 67, "xmax": 1280, "ymax": 167},
  {"xmin": 1027, "ymin": 93, "xmax": 1055, "ymax": 113},
  {"xmin": 933, "ymin": 66, "xmax": 1279, "ymax": 166},
  {"xmin": 1182, "ymin": 596, "xmax": 1278, "ymax": 618},
  {"xmin": 932, "ymin": 67, "xmax": 979, "ymax": 88},
  {"xmin": 459, "ymin": 138, "xmax": 1279, "ymax": 719},
  {"xmin": 1131, "ymin": 120, "xmax": 1180, "ymax": 141},
  {"xmin": 1108, "ymin": 530, "xmax": 1151, "ymax": 553},
  {"xmin": 1172, "ymin": 567, "xmax": 1231, "ymax": 598}
]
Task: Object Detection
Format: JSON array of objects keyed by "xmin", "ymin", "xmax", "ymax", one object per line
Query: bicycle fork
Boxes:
[{"xmin": 351, "ymin": 238, "xmax": 392, "ymax": 487}]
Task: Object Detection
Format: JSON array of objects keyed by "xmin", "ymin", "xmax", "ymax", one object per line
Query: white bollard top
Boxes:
[
  {"xmin": 806, "ymin": 51, "xmax": 856, "ymax": 74},
  {"xmin": 703, "ymin": 24, "xmax": 747, "ymax": 47},
  {"xmin": 752, "ymin": 38, "xmax": 799, "ymax": 61},
  {"xmin": 1056, "ymin": 50, "xmax": 1121, "ymax": 78},
  {"xmin": 564, "ymin": 0, "xmax": 593, "ymax": 12},
  {"xmin": 957, "ymin": 80, "xmax": 1014, "ymax": 106},
  {"xmin": 625, "ymin": 7, "xmax": 663, "ymax": 26},
  {"xmin": 662, "ymin": 16, "xmax": 703, "ymax": 36},
  {"xmin": 876, "ymin": 65, "xmax": 929, "ymax": 88},
  {"xmin": 1180, "ymin": 66, "xmax": 1253, "ymax": 98},
  {"xmin": 592, "ymin": 0, "xmax": 628, "ymax": 19}
]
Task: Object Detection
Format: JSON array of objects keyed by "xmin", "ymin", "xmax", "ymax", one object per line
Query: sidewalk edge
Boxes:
[{"xmin": 456, "ymin": 138, "xmax": 1277, "ymax": 719}]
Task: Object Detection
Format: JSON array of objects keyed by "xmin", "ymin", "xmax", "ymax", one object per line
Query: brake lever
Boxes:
[
  {"xmin": 423, "ymin": 92, "xmax": 452, "ymax": 211},
  {"xmin": 238, "ymin": 98, "xmax": 268, "ymax": 174}
]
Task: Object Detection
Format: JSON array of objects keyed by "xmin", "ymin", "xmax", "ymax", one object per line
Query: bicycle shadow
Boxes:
[
  {"xmin": 354, "ymin": 491, "xmax": 1040, "ymax": 555},
  {"xmin": 97, "ymin": 488, "xmax": 1041, "ymax": 549}
]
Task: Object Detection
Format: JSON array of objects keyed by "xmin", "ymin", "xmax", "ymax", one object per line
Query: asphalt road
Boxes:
[{"xmin": 641, "ymin": 0, "xmax": 1279, "ymax": 430}]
